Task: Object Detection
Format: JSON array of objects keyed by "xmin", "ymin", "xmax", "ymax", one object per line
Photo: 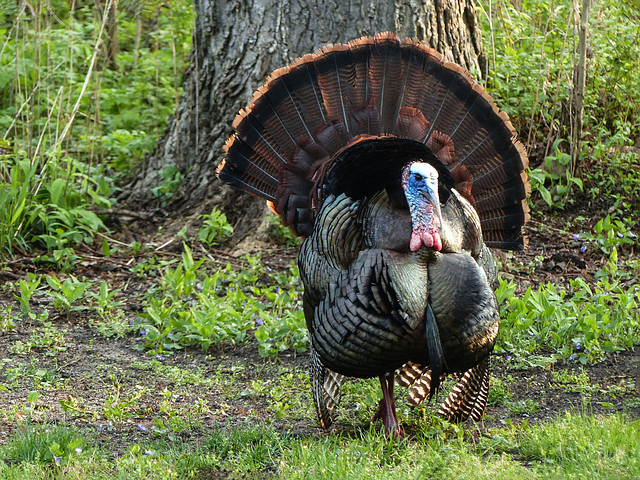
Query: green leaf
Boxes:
[
  {"xmin": 49, "ymin": 178, "xmax": 67, "ymax": 207},
  {"xmin": 10, "ymin": 196, "xmax": 26, "ymax": 225},
  {"xmin": 536, "ymin": 185, "xmax": 552, "ymax": 206}
]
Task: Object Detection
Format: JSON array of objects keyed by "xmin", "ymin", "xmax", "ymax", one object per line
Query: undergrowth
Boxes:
[
  {"xmin": 481, "ymin": 0, "xmax": 639, "ymax": 148},
  {"xmin": 497, "ymin": 248, "xmax": 640, "ymax": 364},
  {"xmin": 481, "ymin": 0, "xmax": 640, "ymax": 212},
  {"xmin": 134, "ymin": 244, "xmax": 308, "ymax": 357},
  {"xmin": 0, "ymin": 1, "xmax": 194, "ymax": 256}
]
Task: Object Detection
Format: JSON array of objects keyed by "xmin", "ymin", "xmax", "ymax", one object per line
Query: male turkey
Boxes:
[{"xmin": 217, "ymin": 33, "xmax": 529, "ymax": 437}]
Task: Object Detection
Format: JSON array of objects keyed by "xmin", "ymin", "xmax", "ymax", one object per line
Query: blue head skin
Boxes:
[{"xmin": 402, "ymin": 162, "xmax": 444, "ymax": 252}]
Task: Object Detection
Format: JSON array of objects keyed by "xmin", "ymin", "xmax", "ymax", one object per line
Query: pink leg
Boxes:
[{"xmin": 371, "ymin": 372, "xmax": 405, "ymax": 438}]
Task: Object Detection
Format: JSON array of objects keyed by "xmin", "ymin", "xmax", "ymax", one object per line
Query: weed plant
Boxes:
[
  {"xmin": 480, "ymin": 0, "xmax": 640, "ymax": 211},
  {"xmin": 496, "ymin": 248, "xmax": 640, "ymax": 364},
  {"xmin": 134, "ymin": 245, "xmax": 308, "ymax": 357},
  {"xmin": 481, "ymin": 0, "xmax": 639, "ymax": 148},
  {"xmin": 0, "ymin": 1, "xmax": 194, "ymax": 255}
]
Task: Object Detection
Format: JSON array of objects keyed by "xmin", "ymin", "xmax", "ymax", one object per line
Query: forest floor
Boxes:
[{"xmin": 0, "ymin": 205, "xmax": 639, "ymax": 462}]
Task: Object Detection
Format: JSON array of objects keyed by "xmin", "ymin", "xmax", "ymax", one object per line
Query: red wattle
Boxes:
[
  {"xmin": 410, "ymin": 230, "xmax": 443, "ymax": 252},
  {"xmin": 421, "ymin": 231, "xmax": 435, "ymax": 248},
  {"xmin": 410, "ymin": 233, "xmax": 423, "ymax": 252},
  {"xmin": 431, "ymin": 232, "xmax": 442, "ymax": 251}
]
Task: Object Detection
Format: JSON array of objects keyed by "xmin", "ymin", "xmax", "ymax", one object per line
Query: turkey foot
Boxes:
[{"xmin": 371, "ymin": 372, "xmax": 406, "ymax": 439}]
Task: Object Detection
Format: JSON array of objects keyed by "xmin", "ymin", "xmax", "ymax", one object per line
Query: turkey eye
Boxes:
[{"xmin": 413, "ymin": 173, "xmax": 423, "ymax": 182}]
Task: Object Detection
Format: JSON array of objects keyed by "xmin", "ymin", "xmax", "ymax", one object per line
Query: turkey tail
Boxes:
[{"xmin": 218, "ymin": 33, "xmax": 529, "ymax": 248}]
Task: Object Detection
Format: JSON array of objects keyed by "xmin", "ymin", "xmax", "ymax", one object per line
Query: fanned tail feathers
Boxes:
[{"xmin": 218, "ymin": 32, "xmax": 529, "ymax": 248}]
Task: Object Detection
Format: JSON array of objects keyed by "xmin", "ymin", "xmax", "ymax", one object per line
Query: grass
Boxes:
[{"xmin": 1, "ymin": 414, "xmax": 639, "ymax": 479}]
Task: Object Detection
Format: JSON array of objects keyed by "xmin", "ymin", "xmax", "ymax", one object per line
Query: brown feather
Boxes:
[{"xmin": 219, "ymin": 32, "xmax": 529, "ymax": 244}]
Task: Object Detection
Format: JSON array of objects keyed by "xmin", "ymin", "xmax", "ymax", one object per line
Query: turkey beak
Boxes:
[{"xmin": 422, "ymin": 184, "xmax": 443, "ymax": 229}]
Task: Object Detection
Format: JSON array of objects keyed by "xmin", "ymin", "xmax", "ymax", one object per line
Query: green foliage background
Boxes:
[{"xmin": 0, "ymin": 0, "xmax": 194, "ymax": 255}]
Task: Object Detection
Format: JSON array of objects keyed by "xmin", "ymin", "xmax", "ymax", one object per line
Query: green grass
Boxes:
[{"xmin": 2, "ymin": 414, "xmax": 638, "ymax": 479}]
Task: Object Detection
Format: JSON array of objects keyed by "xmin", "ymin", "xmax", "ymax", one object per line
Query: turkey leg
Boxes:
[{"xmin": 372, "ymin": 372, "xmax": 405, "ymax": 438}]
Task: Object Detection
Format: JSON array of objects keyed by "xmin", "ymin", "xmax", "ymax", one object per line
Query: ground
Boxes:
[{"xmin": 0, "ymin": 203, "xmax": 638, "ymax": 461}]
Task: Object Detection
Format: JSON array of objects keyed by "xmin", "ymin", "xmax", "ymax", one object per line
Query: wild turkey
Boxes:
[{"xmin": 217, "ymin": 33, "xmax": 529, "ymax": 437}]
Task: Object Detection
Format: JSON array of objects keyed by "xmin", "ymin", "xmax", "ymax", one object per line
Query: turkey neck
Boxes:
[
  {"xmin": 403, "ymin": 162, "xmax": 444, "ymax": 253},
  {"xmin": 362, "ymin": 187, "xmax": 482, "ymax": 257}
]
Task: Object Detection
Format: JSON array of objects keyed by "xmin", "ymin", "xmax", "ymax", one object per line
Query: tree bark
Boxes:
[
  {"xmin": 122, "ymin": 0, "xmax": 484, "ymax": 240},
  {"xmin": 570, "ymin": 0, "xmax": 590, "ymax": 179},
  {"xmin": 106, "ymin": 0, "xmax": 118, "ymax": 70}
]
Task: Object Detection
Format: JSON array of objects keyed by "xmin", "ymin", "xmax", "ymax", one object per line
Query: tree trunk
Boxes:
[
  {"xmin": 106, "ymin": 0, "xmax": 118, "ymax": 71},
  {"xmin": 570, "ymin": 0, "xmax": 590, "ymax": 179},
  {"xmin": 122, "ymin": 0, "xmax": 484, "ymax": 241}
]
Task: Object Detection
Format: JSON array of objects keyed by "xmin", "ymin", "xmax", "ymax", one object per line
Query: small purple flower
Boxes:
[
  {"xmin": 255, "ymin": 317, "xmax": 264, "ymax": 326},
  {"xmin": 138, "ymin": 424, "xmax": 147, "ymax": 431},
  {"xmin": 573, "ymin": 234, "xmax": 579, "ymax": 240},
  {"xmin": 156, "ymin": 354, "xmax": 165, "ymax": 361},
  {"xmin": 580, "ymin": 245, "xmax": 587, "ymax": 252},
  {"xmin": 575, "ymin": 342, "xmax": 583, "ymax": 351},
  {"xmin": 505, "ymin": 355, "xmax": 511, "ymax": 361},
  {"xmin": 75, "ymin": 447, "xmax": 82, "ymax": 454},
  {"xmin": 145, "ymin": 450, "xmax": 154, "ymax": 456},
  {"xmin": 568, "ymin": 353, "xmax": 577, "ymax": 362},
  {"xmin": 140, "ymin": 329, "xmax": 148, "ymax": 336},
  {"xmin": 98, "ymin": 424, "xmax": 104, "ymax": 432},
  {"xmin": 617, "ymin": 232, "xmax": 623, "ymax": 238},
  {"xmin": 54, "ymin": 456, "xmax": 61, "ymax": 464}
]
